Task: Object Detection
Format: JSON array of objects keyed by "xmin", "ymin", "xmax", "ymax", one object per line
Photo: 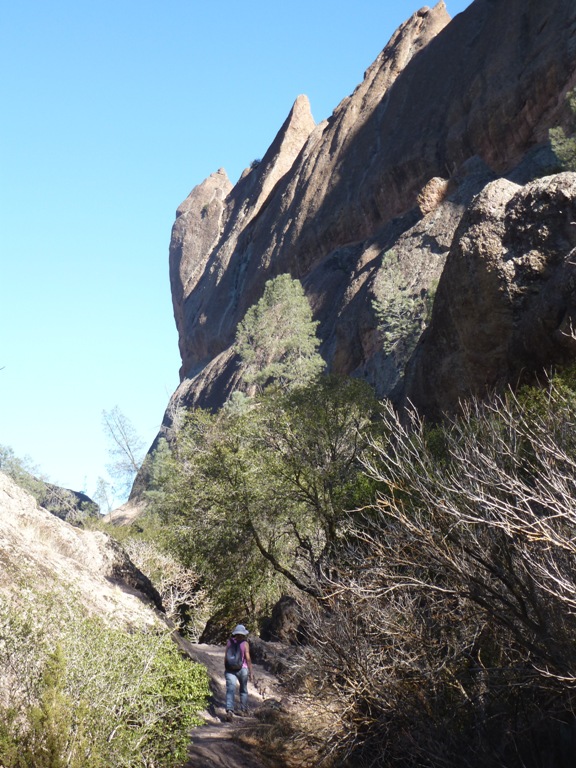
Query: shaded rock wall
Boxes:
[
  {"xmin": 165, "ymin": 0, "xmax": 576, "ymax": 422},
  {"xmin": 402, "ymin": 172, "xmax": 576, "ymax": 417}
]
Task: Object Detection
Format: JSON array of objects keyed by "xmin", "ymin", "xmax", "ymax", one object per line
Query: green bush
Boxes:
[
  {"xmin": 0, "ymin": 593, "xmax": 210, "ymax": 768},
  {"xmin": 549, "ymin": 89, "xmax": 576, "ymax": 171}
]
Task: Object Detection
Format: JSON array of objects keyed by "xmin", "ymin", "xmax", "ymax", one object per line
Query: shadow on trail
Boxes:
[{"xmin": 178, "ymin": 640, "xmax": 279, "ymax": 768}]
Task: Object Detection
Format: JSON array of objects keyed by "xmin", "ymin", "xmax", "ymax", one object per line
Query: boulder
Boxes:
[
  {"xmin": 402, "ymin": 172, "xmax": 576, "ymax": 417},
  {"xmin": 0, "ymin": 471, "xmax": 163, "ymax": 624}
]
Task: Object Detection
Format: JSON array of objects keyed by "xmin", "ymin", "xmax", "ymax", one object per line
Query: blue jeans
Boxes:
[{"xmin": 225, "ymin": 668, "xmax": 248, "ymax": 711}]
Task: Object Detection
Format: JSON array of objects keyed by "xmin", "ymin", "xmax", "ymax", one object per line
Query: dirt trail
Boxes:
[{"xmin": 179, "ymin": 641, "xmax": 280, "ymax": 768}]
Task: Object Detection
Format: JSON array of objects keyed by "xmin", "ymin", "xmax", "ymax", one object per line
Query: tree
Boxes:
[
  {"xmin": 549, "ymin": 88, "xmax": 576, "ymax": 171},
  {"xmin": 101, "ymin": 407, "xmax": 146, "ymax": 499},
  {"xmin": 247, "ymin": 376, "xmax": 381, "ymax": 594},
  {"xmin": 92, "ymin": 477, "xmax": 114, "ymax": 517},
  {"xmin": 235, "ymin": 273, "xmax": 325, "ymax": 392},
  {"xmin": 149, "ymin": 376, "xmax": 380, "ymax": 620},
  {"xmin": 147, "ymin": 406, "xmax": 285, "ymax": 622},
  {"xmin": 372, "ymin": 250, "xmax": 435, "ymax": 357}
]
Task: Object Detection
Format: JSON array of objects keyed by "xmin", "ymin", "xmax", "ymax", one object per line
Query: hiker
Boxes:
[{"xmin": 224, "ymin": 623, "xmax": 253, "ymax": 719}]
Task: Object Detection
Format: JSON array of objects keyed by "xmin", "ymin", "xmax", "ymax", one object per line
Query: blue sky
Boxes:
[{"xmin": 0, "ymin": 0, "xmax": 471, "ymax": 504}]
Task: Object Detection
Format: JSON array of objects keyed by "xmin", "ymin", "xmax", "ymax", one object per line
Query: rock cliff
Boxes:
[
  {"xmin": 0, "ymin": 471, "xmax": 163, "ymax": 624},
  {"xmin": 165, "ymin": 0, "xmax": 576, "ymax": 424}
]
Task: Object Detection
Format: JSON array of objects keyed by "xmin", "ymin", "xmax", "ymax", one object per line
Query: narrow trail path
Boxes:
[{"xmin": 179, "ymin": 641, "xmax": 280, "ymax": 768}]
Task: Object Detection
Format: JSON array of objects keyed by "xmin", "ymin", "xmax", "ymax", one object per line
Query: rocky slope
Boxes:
[
  {"xmin": 0, "ymin": 471, "xmax": 162, "ymax": 625},
  {"xmin": 162, "ymin": 0, "xmax": 576, "ymax": 425}
]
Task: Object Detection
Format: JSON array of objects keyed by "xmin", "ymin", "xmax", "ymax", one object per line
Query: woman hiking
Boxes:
[{"xmin": 224, "ymin": 624, "xmax": 254, "ymax": 719}]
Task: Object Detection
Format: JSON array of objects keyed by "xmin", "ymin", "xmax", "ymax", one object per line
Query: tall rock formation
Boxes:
[{"xmin": 163, "ymin": 0, "xmax": 576, "ymax": 429}]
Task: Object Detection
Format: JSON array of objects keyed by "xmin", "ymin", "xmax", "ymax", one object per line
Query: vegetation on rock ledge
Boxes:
[{"xmin": 550, "ymin": 88, "xmax": 576, "ymax": 171}]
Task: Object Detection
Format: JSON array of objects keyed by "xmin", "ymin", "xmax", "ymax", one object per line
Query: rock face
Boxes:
[
  {"xmin": 39, "ymin": 481, "xmax": 99, "ymax": 524},
  {"xmin": 402, "ymin": 172, "xmax": 576, "ymax": 417},
  {"xmin": 164, "ymin": 0, "xmax": 576, "ymax": 424},
  {"xmin": 0, "ymin": 471, "xmax": 163, "ymax": 623}
]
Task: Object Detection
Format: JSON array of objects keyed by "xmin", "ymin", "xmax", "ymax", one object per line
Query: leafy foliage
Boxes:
[
  {"xmin": 147, "ymin": 376, "xmax": 381, "ymax": 625},
  {"xmin": 549, "ymin": 89, "xmax": 576, "ymax": 171},
  {"xmin": 0, "ymin": 592, "xmax": 210, "ymax": 768},
  {"xmin": 235, "ymin": 273, "xmax": 325, "ymax": 391}
]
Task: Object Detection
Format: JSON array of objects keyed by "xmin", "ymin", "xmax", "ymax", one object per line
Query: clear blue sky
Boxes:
[{"xmin": 0, "ymin": 0, "xmax": 471, "ymax": 504}]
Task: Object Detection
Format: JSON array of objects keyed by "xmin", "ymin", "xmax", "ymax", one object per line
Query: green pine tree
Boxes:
[{"xmin": 235, "ymin": 273, "xmax": 325, "ymax": 391}]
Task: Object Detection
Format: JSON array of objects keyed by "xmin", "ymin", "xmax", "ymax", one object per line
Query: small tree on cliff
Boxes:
[
  {"xmin": 550, "ymin": 89, "xmax": 576, "ymax": 171},
  {"xmin": 235, "ymin": 273, "xmax": 325, "ymax": 392}
]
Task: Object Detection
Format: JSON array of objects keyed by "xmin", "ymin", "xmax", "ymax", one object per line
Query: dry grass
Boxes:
[{"xmin": 235, "ymin": 693, "xmax": 342, "ymax": 768}]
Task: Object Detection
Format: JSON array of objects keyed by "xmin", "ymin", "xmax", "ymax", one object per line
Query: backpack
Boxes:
[{"xmin": 225, "ymin": 639, "xmax": 244, "ymax": 672}]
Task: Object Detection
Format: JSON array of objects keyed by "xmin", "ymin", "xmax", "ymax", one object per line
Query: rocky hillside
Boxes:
[
  {"xmin": 161, "ymin": 0, "xmax": 576, "ymax": 427},
  {"xmin": 0, "ymin": 471, "xmax": 162, "ymax": 625}
]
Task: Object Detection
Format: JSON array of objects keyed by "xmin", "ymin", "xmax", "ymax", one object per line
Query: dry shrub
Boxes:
[{"xmin": 263, "ymin": 382, "xmax": 576, "ymax": 767}]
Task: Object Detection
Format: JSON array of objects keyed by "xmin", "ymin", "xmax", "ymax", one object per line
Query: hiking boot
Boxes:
[{"xmin": 225, "ymin": 710, "xmax": 234, "ymax": 722}]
